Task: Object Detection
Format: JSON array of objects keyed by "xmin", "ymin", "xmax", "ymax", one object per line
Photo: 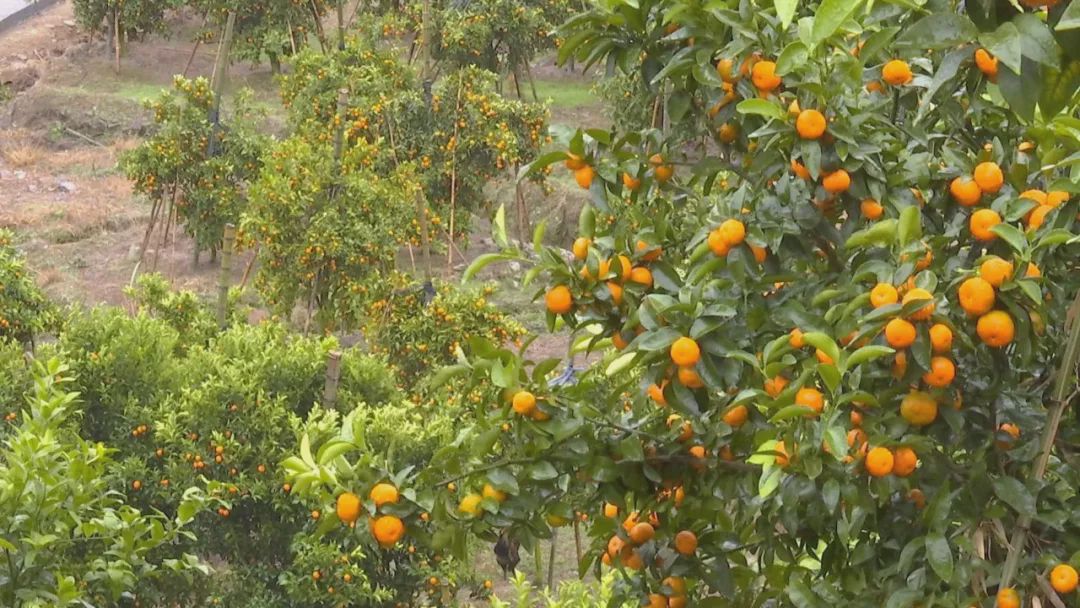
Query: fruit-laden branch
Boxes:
[{"xmin": 999, "ymin": 289, "xmax": 1080, "ymax": 588}]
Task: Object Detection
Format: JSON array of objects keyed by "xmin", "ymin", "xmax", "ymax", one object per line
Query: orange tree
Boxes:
[
  {"xmin": 123, "ymin": 76, "xmax": 267, "ymax": 260},
  {"xmin": 288, "ymin": 0, "xmax": 1080, "ymax": 606},
  {"xmin": 0, "ymin": 229, "xmax": 56, "ymax": 346},
  {"xmin": 190, "ymin": 0, "xmax": 327, "ymax": 73}
]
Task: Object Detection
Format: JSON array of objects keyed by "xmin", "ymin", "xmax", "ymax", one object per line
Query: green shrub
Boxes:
[
  {"xmin": 125, "ymin": 272, "xmax": 220, "ymax": 348},
  {"xmin": 490, "ymin": 572, "xmax": 633, "ymax": 608},
  {"xmin": 0, "ymin": 229, "xmax": 56, "ymax": 345},
  {"xmin": 0, "ymin": 339, "xmax": 32, "ymax": 425}
]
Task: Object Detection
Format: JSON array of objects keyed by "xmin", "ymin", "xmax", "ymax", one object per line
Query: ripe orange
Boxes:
[
  {"xmin": 815, "ymin": 348, "xmax": 834, "ymax": 365},
  {"xmin": 707, "ymin": 229, "xmax": 731, "ymax": 257},
  {"xmin": 970, "ymin": 208, "xmax": 1002, "ymax": 241},
  {"xmin": 922, "ymin": 356, "xmax": 956, "ymax": 388},
  {"xmin": 885, "ymin": 318, "xmax": 917, "ymax": 348},
  {"xmin": 674, "ymin": 530, "xmax": 698, "ymax": 555},
  {"xmin": 369, "ymin": 483, "xmax": 399, "ymax": 508},
  {"xmin": 716, "ymin": 57, "xmax": 736, "ymax": 82},
  {"xmin": 628, "ymin": 266, "xmax": 653, "ymax": 288},
  {"xmin": 718, "ymin": 218, "xmax": 746, "ymax": 247},
  {"xmin": 866, "ymin": 80, "xmax": 885, "ymax": 93},
  {"xmin": 996, "ymin": 423, "xmax": 1021, "ymax": 450},
  {"xmin": 789, "ymin": 328, "xmax": 805, "ymax": 348},
  {"xmin": 572, "ymin": 237, "xmax": 591, "ymax": 260},
  {"xmin": 718, "ymin": 122, "xmax": 739, "ymax": 143},
  {"xmin": 622, "ymin": 172, "xmax": 641, "ymax": 191},
  {"xmin": 482, "ymin": 483, "xmax": 508, "ymax": 503},
  {"xmin": 900, "ymin": 390, "xmax": 938, "ymax": 426},
  {"xmin": 958, "ymin": 277, "xmax": 996, "ymax": 316},
  {"xmin": 749, "ymin": 244, "xmax": 768, "ymax": 263},
  {"xmin": 647, "ymin": 593, "xmax": 669, "ymax": 608},
  {"xmin": 663, "ymin": 576, "xmax": 687, "ymax": 596},
  {"xmin": 893, "ymin": 447, "xmax": 918, "ymax": 477},
  {"xmin": 822, "ymin": 169, "xmax": 851, "ymax": 194},
  {"xmin": 795, "ymin": 109, "xmax": 827, "ymax": 139},
  {"xmin": 977, "ymin": 310, "xmax": 1015, "ymax": 348},
  {"xmin": 545, "ymin": 285, "xmax": 573, "ymax": 314},
  {"xmin": 764, "ymin": 375, "xmax": 788, "ymax": 397},
  {"xmin": 751, "ymin": 60, "xmax": 781, "ymax": 92},
  {"xmin": 574, "ymin": 166, "xmax": 595, "ymax": 190},
  {"xmin": 882, "ymin": 59, "xmax": 913, "ymax": 85},
  {"xmin": 795, "ymin": 387, "xmax": 824, "ymax": 416},
  {"xmin": 611, "ymin": 332, "xmax": 628, "ymax": 350},
  {"xmin": 1019, "ymin": 189, "xmax": 1048, "ymax": 205},
  {"xmin": 636, "ymin": 239, "xmax": 662, "ymax": 261},
  {"xmin": 565, "ymin": 152, "xmax": 587, "ymax": 170},
  {"xmin": 629, "ymin": 522, "xmax": 655, "ymax": 545},
  {"xmin": 603, "ymin": 503, "xmax": 619, "ymax": 518},
  {"xmin": 1050, "ymin": 564, "xmax": 1079, "ymax": 594},
  {"xmin": 973, "ymin": 161, "xmax": 1004, "ymax": 193},
  {"xmin": 1046, "ymin": 190, "xmax": 1069, "ymax": 207},
  {"xmin": 622, "ymin": 549, "xmax": 644, "ymax": 570},
  {"xmin": 458, "ymin": 493, "xmax": 483, "ymax": 516},
  {"xmin": 723, "ymin": 404, "xmax": 749, "ymax": 427},
  {"xmin": 929, "ymin": 324, "xmax": 953, "ymax": 353},
  {"xmin": 846, "ymin": 428, "xmax": 868, "ymax": 450},
  {"xmin": 677, "ymin": 366, "xmax": 704, "ymax": 389},
  {"xmin": 861, "ymin": 199, "xmax": 884, "ymax": 220},
  {"xmin": 607, "ymin": 281, "xmax": 624, "ymax": 305},
  {"xmin": 1026, "ymin": 262, "xmax": 1041, "ymax": 278},
  {"xmin": 372, "ymin": 515, "xmax": 405, "ymax": 547},
  {"xmin": 651, "ymin": 154, "xmax": 674, "ymax": 182},
  {"xmin": 980, "ymin": 257, "xmax": 1013, "ymax": 287},
  {"xmin": 648, "ymin": 383, "xmax": 667, "ymax": 406},
  {"xmin": 902, "ymin": 287, "xmax": 935, "ymax": 320},
  {"xmin": 974, "ymin": 48, "xmax": 998, "ymax": 80},
  {"xmin": 774, "ymin": 440, "xmax": 791, "ymax": 467},
  {"xmin": 1027, "ymin": 205, "xmax": 1053, "ymax": 230},
  {"xmin": 670, "ymin": 337, "xmax": 701, "ymax": 367},
  {"xmin": 512, "ymin": 390, "xmax": 537, "ymax": 416},
  {"xmin": 997, "ymin": 587, "xmax": 1020, "ymax": 608},
  {"xmin": 790, "ymin": 158, "xmax": 811, "ymax": 180},
  {"xmin": 870, "ymin": 283, "xmax": 899, "ymax": 308},
  {"xmin": 949, "ymin": 177, "xmax": 982, "ymax": 206},
  {"xmin": 865, "ymin": 447, "xmax": 894, "ymax": 477}
]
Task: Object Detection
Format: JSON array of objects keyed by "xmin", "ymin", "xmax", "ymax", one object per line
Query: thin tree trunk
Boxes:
[
  {"xmin": 113, "ymin": 8, "xmax": 121, "ymax": 74},
  {"xmin": 523, "ymin": 59, "xmax": 539, "ymax": 101},
  {"xmin": 547, "ymin": 530, "xmax": 557, "ymax": 589},
  {"xmin": 336, "ymin": 0, "xmax": 345, "ymax": 50},
  {"xmin": 239, "ymin": 243, "xmax": 259, "ymax": 291},
  {"xmin": 217, "ymin": 224, "xmax": 236, "ymax": 327}
]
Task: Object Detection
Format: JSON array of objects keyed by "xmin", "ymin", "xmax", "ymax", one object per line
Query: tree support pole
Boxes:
[{"xmin": 216, "ymin": 223, "xmax": 236, "ymax": 328}]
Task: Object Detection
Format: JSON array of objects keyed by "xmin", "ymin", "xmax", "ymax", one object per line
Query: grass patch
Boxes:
[{"xmin": 531, "ymin": 77, "xmax": 599, "ymax": 108}]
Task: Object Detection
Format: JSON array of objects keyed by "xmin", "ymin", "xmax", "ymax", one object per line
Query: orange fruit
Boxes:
[
  {"xmin": 677, "ymin": 366, "xmax": 704, "ymax": 389},
  {"xmin": 511, "ymin": 390, "xmax": 537, "ymax": 416},
  {"xmin": 622, "ymin": 549, "xmax": 644, "ymax": 570},
  {"xmin": 929, "ymin": 323, "xmax": 953, "ymax": 353},
  {"xmin": 1046, "ymin": 190, "xmax": 1069, "ymax": 207},
  {"xmin": 949, "ymin": 177, "xmax": 982, "ymax": 206},
  {"xmin": 997, "ymin": 587, "xmax": 1020, "ymax": 608},
  {"xmin": 1026, "ymin": 262, "xmax": 1041, "ymax": 278},
  {"xmin": 958, "ymin": 277, "xmax": 996, "ymax": 316},
  {"xmin": 574, "ymin": 165, "xmax": 595, "ymax": 189},
  {"xmin": 922, "ymin": 356, "xmax": 956, "ymax": 388},
  {"xmin": 663, "ymin": 576, "xmax": 687, "ymax": 596},
  {"xmin": 789, "ymin": 328, "xmax": 805, "ymax": 348},
  {"xmin": 751, "ymin": 60, "xmax": 781, "ymax": 92},
  {"xmin": 749, "ymin": 245, "xmax": 768, "ymax": 263},
  {"xmin": 339, "ymin": 493, "xmax": 363, "ymax": 523},
  {"xmin": 615, "ymin": 254, "xmax": 633, "ymax": 281},
  {"xmin": 603, "ymin": 503, "xmax": 619, "ymax": 518},
  {"xmin": 973, "ymin": 161, "xmax": 1004, "ymax": 193},
  {"xmin": 882, "ymin": 59, "xmax": 913, "ymax": 85},
  {"xmin": 670, "ymin": 337, "xmax": 701, "ymax": 367},
  {"xmin": 790, "ymin": 158, "xmax": 811, "ymax": 180},
  {"xmin": 718, "ymin": 123, "xmax": 739, "ymax": 143},
  {"xmin": 861, "ymin": 199, "xmax": 884, "ymax": 220},
  {"xmin": 369, "ymin": 483, "xmax": 399, "ymax": 508},
  {"xmin": 866, "ymin": 80, "xmax": 885, "ymax": 93},
  {"xmin": 545, "ymin": 285, "xmax": 573, "ymax": 314},
  {"xmin": 371, "ymin": 515, "xmax": 405, "ymax": 547},
  {"xmin": 865, "ymin": 447, "xmax": 894, "ymax": 477},
  {"xmin": 718, "ymin": 218, "xmax": 746, "ymax": 246},
  {"xmin": 980, "ymin": 257, "xmax": 1013, "ymax": 287},
  {"xmin": 795, "ymin": 387, "xmax": 824, "ymax": 416},
  {"xmin": 716, "ymin": 58, "xmax": 736, "ymax": 82},
  {"xmin": 707, "ymin": 229, "xmax": 731, "ymax": 257},
  {"xmin": 815, "ymin": 348, "xmax": 834, "ymax": 365},
  {"xmin": 572, "ymin": 237, "xmax": 591, "ymax": 260},
  {"xmin": 629, "ymin": 522, "xmax": 655, "ymax": 545},
  {"xmin": 764, "ymin": 375, "xmax": 788, "ymax": 398},
  {"xmin": 885, "ymin": 318, "xmax": 917, "ymax": 348},
  {"xmin": 795, "ymin": 109, "xmax": 827, "ymax": 139},
  {"xmin": 607, "ymin": 281, "xmax": 624, "ymax": 305},
  {"xmin": 846, "ymin": 428, "xmax": 868, "ymax": 450},
  {"xmin": 900, "ymin": 390, "xmax": 938, "ymax": 426},
  {"xmin": 1019, "ymin": 189, "xmax": 1047, "ymax": 205},
  {"xmin": 970, "ymin": 208, "xmax": 1002, "ymax": 241},
  {"xmin": 674, "ymin": 530, "xmax": 698, "ymax": 555},
  {"xmin": 996, "ymin": 423, "xmax": 1021, "ymax": 450},
  {"xmin": 482, "ymin": 483, "xmax": 508, "ymax": 503},
  {"xmin": 723, "ymin": 404, "xmax": 749, "ymax": 427},
  {"xmin": 1050, "ymin": 564, "xmax": 1079, "ymax": 594},
  {"xmin": 611, "ymin": 332, "xmax": 629, "ymax": 350},
  {"xmin": 822, "ymin": 169, "xmax": 851, "ymax": 194},
  {"xmin": 974, "ymin": 48, "xmax": 998, "ymax": 80},
  {"xmin": 977, "ymin": 310, "xmax": 1015, "ymax": 347},
  {"xmin": 850, "ymin": 410, "xmax": 864, "ymax": 427},
  {"xmin": 458, "ymin": 493, "xmax": 483, "ymax": 516},
  {"xmin": 648, "ymin": 383, "xmax": 667, "ymax": 406},
  {"xmin": 622, "ymin": 172, "xmax": 641, "ymax": 191},
  {"xmin": 565, "ymin": 153, "xmax": 587, "ymax": 170},
  {"xmin": 907, "ymin": 488, "xmax": 927, "ymax": 509},
  {"xmin": 1027, "ymin": 205, "xmax": 1052, "ymax": 230},
  {"xmin": 629, "ymin": 266, "xmax": 653, "ymax": 287},
  {"xmin": 893, "ymin": 447, "xmax": 918, "ymax": 477},
  {"xmin": 870, "ymin": 283, "xmax": 899, "ymax": 308},
  {"xmin": 902, "ymin": 287, "xmax": 935, "ymax": 320},
  {"xmin": 774, "ymin": 440, "xmax": 791, "ymax": 467},
  {"xmin": 636, "ymin": 239, "xmax": 662, "ymax": 261},
  {"xmin": 647, "ymin": 593, "xmax": 669, "ymax": 608},
  {"xmin": 651, "ymin": 154, "xmax": 674, "ymax": 182}
]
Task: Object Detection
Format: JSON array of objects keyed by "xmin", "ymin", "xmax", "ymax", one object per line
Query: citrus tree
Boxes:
[
  {"xmin": 122, "ymin": 76, "xmax": 267, "ymax": 261},
  {"xmin": 289, "ymin": 0, "xmax": 1080, "ymax": 606},
  {"xmin": 190, "ymin": 0, "xmax": 327, "ymax": 72},
  {"xmin": 0, "ymin": 230, "xmax": 56, "ymax": 346}
]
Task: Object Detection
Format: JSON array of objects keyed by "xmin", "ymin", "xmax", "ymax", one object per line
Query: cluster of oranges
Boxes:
[
  {"xmin": 599, "ymin": 509, "xmax": 694, "ymax": 607},
  {"xmin": 997, "ymin": 563, "xmax": 1078, "ymax": 608},
  {"xmin": 336, "ymin": 482, "xmax": 406, "ymax": 548},
  {"xmin": 457, "ymin": 482, "xmax": 510, "ymax": 517}
]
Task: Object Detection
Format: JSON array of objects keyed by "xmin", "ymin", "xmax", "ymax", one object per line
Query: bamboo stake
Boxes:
[
  {"xmin": 547, "ymin": 530, "xmax": 557, "ymax": 589},
  {"xmin": 217, "ymin": 223, "xmax": 236, "ymax": 328},
  {"xmin": 323, "ymin": 350, "xmax": 343, "ymax": 409}
]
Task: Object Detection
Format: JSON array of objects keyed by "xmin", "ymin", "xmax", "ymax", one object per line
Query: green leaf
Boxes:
[
  {"xmin": 993, "ymin": 476, "xmax": 1036, "ymax": 516},
  {"xmin": 637, "ymin": 327, "xmax": 682, "ymax": 351},
  {"xmin": 532, "ymin": 221, "xmax": 547, "ymax": 255},
  {"xmin": 462, "ymin": 253, "xmax": 516, "ymax": 283},
  {"xmin": 897, "ymin": 206, "xmax": 922, "ymax": 246},
  {"xmin": 980, "ymin": 22, "xmax": 1023, "ymax": 74},
  {"xmin": 775, "ymin": 0, "xmax": 799, "ymax": 28},
  {"xmin": 989, "ymin": 223, "xmax": 1028, "ymax": 253},
  {"xmin": 818, "ymin": 364, "xmax": 840, "ymax": 393},
  {"xmin": 1058, "ymin": 0, "xmax": 1080, "ymax": 30},
  {"xmin": 801, "ymin": 332, "xmax": 840, "ymax": 366},
  {"xmin": 317, "ymin": 440, "xmax": 353, "ymax": 465},
  {"xmin": 300, "ymin": 433, "xmax": 315, "ymax": 468},
  {"xmin": 606, "ymin": 351, "xmax": 637, "ymax": 376},
  {"xmin": 736, "ymin": 98, "xmax": 787, "ymax": 120},
  {"xmin": 846, "ymin": 345, "xmax": 895, "ymax": 368},
  {"xmin": 1014, "ymin": 14, "xmax": 1060, "ymax": 68},
  {"xmin": 917, "ymin": 47, "xmax": 970, "ymax": 122},
  {"xmin": 998, "ymin": 60, "xmax": 1043, "ymax": 121},
  {"xmin": 823, "ymin": 426, "xmax": 847, "ymax": 461},
  {"xmin": 759, "ymin": 466, "xmax": 783, "ymax": 498},
  {"xmin": 578, "ymin": 202, "xmax": 596, "ymax": 238},
  {"xmin": 776, "ymin": 41, "xmax": 808, "ymax": 75},
  {"xmin": 895, "ymin": 14, "xmax": 978, "ymax": 49},
  {"xmin": 529, "ymin": 461, "xmax": 559, "ymax": 480},
  {"xmin": 809, "ymin": 0, "xmax": 864, "ymax": 48},
  {"xmin": 925, "ymin": 533, "xmax": 954, "ymax": 581}
]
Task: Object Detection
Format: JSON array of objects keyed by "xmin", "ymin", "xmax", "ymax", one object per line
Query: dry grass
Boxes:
[{"xmin": 0, "ymin": 130, "xmax": 44, "ymax": 168}]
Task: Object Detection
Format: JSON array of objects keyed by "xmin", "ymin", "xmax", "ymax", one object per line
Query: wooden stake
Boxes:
[
  {"xmin": 547, "ymin": 529, "xmax": 557, "ymax": 589},
  {"xmin": 113, "ymin": 7, "xmax": 121, "ymax": 74},
  {"xmin": 239, "ymin": 243, "xmax": 259, "ymax": 291},
  {"xmin": 217, "ymin": 223, "xmax": 236, "ymax": 328},
  {"xmin": 323, "ymin": 350, "xmax": 343, "ymax": 409},
  {"xmin": 573, "ymin": 519, "xmax": 583, "ymax": 575}
]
